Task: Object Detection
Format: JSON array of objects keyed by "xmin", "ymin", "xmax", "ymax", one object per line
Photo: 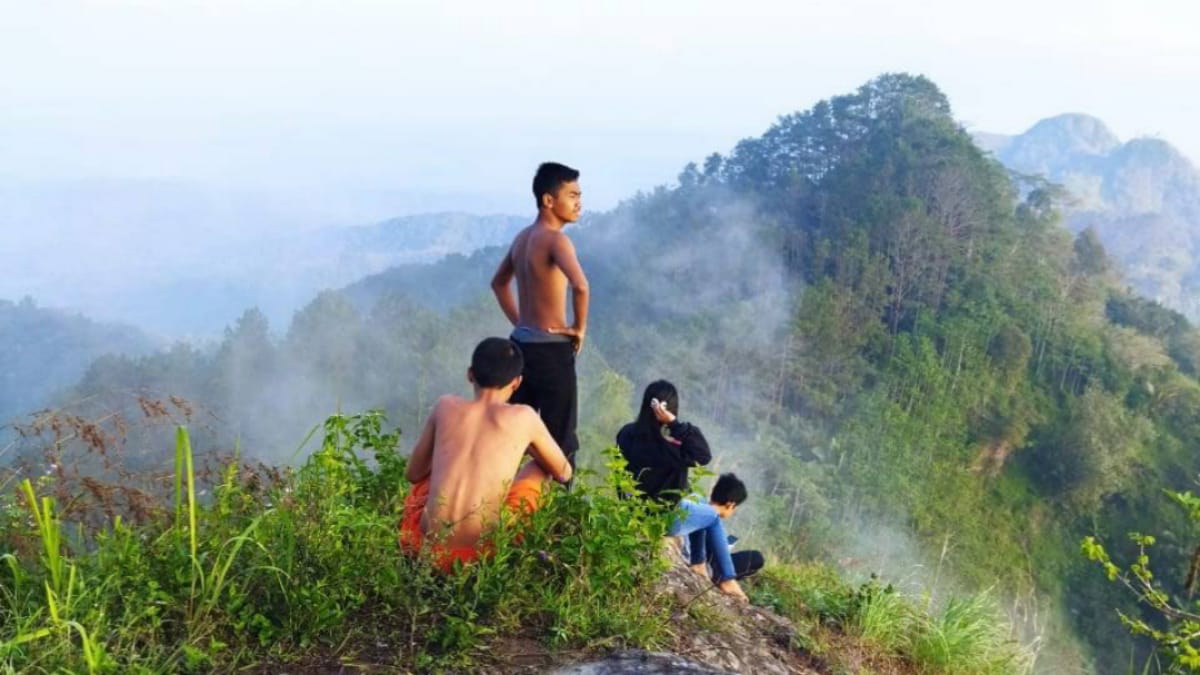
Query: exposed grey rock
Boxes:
[
  {"xmin": 647, "ymin": 551, "xmax": 815, "ymax": 674},
  {"xmin": 551, "ymin": 650, "xmax": 734, "ymax": 674},
  {"xmin": 481, "ymin": 546, "xmax": 817, "ymax": 674}
]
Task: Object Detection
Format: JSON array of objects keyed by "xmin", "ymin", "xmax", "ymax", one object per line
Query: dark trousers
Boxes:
[
  {"xmin": 688, "ymin": 530, "xmax": 764, "ymax": 581},
  {"xmin": 510, "ymin": 340, "xmax": 579, "ymax": 471}
]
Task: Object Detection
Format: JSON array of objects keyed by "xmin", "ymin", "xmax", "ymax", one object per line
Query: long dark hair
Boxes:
[{"xmin": 633, "ymin": 380, "xmax": 679, "ymax": 440}]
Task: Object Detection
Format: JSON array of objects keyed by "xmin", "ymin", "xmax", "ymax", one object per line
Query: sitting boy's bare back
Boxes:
[{"xmin": 406, "ymin": 394, "xmax": 571, "ymax": 549}]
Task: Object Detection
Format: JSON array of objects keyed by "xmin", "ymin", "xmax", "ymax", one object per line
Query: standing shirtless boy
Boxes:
[
  {"xmin": 400, "ymin": 337, "xmax": 573, "ymax": 569},
  {"xmin": 491, "ymin": 162, "xmax": 589, "ymax": 472}
]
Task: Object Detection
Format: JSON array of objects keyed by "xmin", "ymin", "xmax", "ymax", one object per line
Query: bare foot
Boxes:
[
  {"xmin": 689, "ymin": 563, "xmax": 709, "ymax": 578},
  {"xmin": 717, "ymin": 579, "xmax": 749, "ymax": 603}
]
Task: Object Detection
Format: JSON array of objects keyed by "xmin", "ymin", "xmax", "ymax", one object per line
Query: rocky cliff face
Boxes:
[
  {"xmin": 981, "ymin": 114, "xmax": 1200, "ymax": 320},
  {"xmin": 476, "ymin": 553, "xmax": 818, "ymax": 675}
]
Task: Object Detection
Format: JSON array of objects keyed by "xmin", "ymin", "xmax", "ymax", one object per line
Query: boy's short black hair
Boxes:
[
  {"xmin": 471, "ymin": 337, "xmax": 524, "ymax": 388},
  {"xmin": 711, "ymin": 473, "xmax": 748, "ymax": 506},
  {"xmin": 532, "ymin": 162, "xmax": 580, "ymax": 209}
]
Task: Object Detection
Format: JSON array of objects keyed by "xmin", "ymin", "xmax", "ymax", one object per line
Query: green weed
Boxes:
[{"xmin": 0, "ymin": 412, "xmax": 673, "ymax": 672}]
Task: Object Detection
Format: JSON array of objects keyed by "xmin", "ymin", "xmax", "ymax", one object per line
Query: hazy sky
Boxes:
[{"xmin": 3, "ymin": 0, "xmax": 1198, "ymax": 216}]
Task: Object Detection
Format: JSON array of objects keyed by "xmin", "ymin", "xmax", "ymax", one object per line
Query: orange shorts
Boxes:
[{"xmin": 399, "ymin": 465, "xmax": 547, "ymax": 572}]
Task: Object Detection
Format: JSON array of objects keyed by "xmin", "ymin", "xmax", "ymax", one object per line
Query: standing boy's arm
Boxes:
[
  {"xmin": 548, "ymin": 234, "xmax": 590, "ymax": 352},
  {"xmin": 490, "ymin": 247, "xmax": 520, "ymax": 326},
  {"xmin": 405, "ymin": 403, "xmax": 439, "ymax": 482},
  {"xmin": 524, "ymin": 409, "xmax": 573, "ymax": 483}
]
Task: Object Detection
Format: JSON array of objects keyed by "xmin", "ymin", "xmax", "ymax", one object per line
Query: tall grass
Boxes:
[
  {"xmin": 912, "ymin": 592, "xmax": 1033, "ymax": 675},
  {"xmin": 1, "ymin": 407, "xmax": 1039, "ymax": 673},
  {"xmin": 0, "ymin": 412, "xmax": 673, "ymax": 672},
  {"xmin": 749, "ymin": 563, "xmax": 1035, "ymax": 674},
  {"xmin": 854, "ymin": 579, "xmax": 916, "ymax": 652}
]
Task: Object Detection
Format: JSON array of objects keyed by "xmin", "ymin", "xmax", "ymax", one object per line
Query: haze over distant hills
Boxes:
[
  {"xmin": 0, "ymin": 179, "xmax": 525, "ymax": 336},
  {"xmin": 0, "ymin": 191, "xmax": 524, "ymax": 420},
  {"xmin": 123, "ymin": 211, "xmax": 526, "ymax": 336},
  {"xmin": 0, "ymin": 297, "xmax": 157, "ymax": 425},
  {"xmin": 978, "ymin": 114, "xmax": 1200, "ymax": 319}
]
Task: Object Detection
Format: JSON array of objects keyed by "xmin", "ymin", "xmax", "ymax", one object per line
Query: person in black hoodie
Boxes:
[
  {"xmin": 616, "ymin": 380, "xmax": 747, "ymax": 601},
  {"xmin": 615, "ymin": 380, "xmax": 711, "ymax": 503}
]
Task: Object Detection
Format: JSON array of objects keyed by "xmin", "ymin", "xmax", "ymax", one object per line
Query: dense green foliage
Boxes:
[
  {"xmin": 21, "ymin": 73, "xmax": 1200, "ymax": 671},
  {"xmin": 0, "ymin": 414, "xmax": 672, "ymax": 672}
]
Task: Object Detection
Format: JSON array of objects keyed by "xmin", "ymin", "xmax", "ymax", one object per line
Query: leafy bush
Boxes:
[
  {"xmin": 0, "ymin": 412, "xmax": 672, "ymax": 673},
  {"xmin": 1083, "ymin": 490, "xmax": 1200, "ymax": 673}
]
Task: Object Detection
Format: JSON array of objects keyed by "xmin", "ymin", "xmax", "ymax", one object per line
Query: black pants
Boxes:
[
  {"xmin": 688, "ymin": 529, "xmax": 764, "ymax": 582},
  {"xmin": 510, "ymin": 340, "xmax": 579, "ymax": 470},
  {"xmin": 722, "ymin": 550, "xmax": 765, "ymax": 581}
]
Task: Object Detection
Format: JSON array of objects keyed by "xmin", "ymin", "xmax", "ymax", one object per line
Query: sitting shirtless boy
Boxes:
[{"xmin": 400, "ymin": 337, "xmax": 573, "ymax": 570}]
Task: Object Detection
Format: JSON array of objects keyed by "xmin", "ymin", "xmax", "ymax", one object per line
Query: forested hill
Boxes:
[
  {"xmin": 0, "ymin": 297, "xmax": 157, "ymax": 426},
  {"xmin": 65, "ymin": 74, "xmax": 1200, "ymax": 671},
  {"xmin": 981, "ymin": 113, "xmax": 1200, "ymax": 322}
]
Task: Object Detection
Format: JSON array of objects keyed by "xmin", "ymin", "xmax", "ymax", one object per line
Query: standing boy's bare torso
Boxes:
[{"xmin": 510, "ymin": 224, "xmax": 570, "ymax": 332}]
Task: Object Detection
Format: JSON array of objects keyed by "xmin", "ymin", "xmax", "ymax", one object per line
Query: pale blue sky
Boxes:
[{"xmin": 2, "ymin": 0, "xmax": 1198, "ymax": 217}]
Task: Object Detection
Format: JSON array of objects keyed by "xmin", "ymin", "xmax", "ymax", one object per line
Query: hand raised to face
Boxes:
[{"xmin": 650, "ymin": 398, "xmax": 676, "ymax": 424}]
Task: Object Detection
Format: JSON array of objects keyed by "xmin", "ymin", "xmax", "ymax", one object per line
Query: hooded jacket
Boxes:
[{"xmin": 615, "ymin": 420, "xmax": 712, "ymax": 504}]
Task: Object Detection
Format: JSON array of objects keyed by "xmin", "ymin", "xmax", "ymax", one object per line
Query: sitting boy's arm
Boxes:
[
  {"xmin": 405, "ymin": 404, "xmax": 438, "ymax": 482},
  {"xmin": 525, "ymin": 410, "xmax": 573, "ymax": 483}
]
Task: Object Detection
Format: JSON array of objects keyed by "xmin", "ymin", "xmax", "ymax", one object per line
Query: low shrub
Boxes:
[{"xmin": 0, "ymin": 411, "xmax": 672, "ymax": 673}]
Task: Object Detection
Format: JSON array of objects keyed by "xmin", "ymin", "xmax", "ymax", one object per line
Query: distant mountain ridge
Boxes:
[
  {"xmin": 0, "ymin": 297, "xmax": 157, "ymax": 425},
  {"xmin": 104, "ymin": 211, "xmax": 526, "ymax": 335},
  {"xmin": 0, "ymin": 189, "xmax": 524, "ymax": 336},
  {"xmin": 979, "ymin": 114, "xmax": 1200, "ymax": 318},
  {"xmin": 334, "ymin": 212, "xmax": 525, "ymax": 269}
]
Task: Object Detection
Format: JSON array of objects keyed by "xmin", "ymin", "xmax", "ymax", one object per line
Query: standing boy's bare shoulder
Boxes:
[
  {"xmin": 528, "ymin": 225, "xmax": 563, "ymax": 255},
  {"xmin": 511, "ymin": 225, "xmax": 535, "ymax": 252}
]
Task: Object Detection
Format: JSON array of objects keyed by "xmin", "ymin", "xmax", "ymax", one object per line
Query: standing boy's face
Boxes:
[{"xmin": 546, "ymin": 180, "xmax": 582, "ymax": 223}]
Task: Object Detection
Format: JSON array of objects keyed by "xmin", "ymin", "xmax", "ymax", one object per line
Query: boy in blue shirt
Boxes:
[{"xmin": 688, "ymin": 473, "xmax": 764, "ymax": 584}]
